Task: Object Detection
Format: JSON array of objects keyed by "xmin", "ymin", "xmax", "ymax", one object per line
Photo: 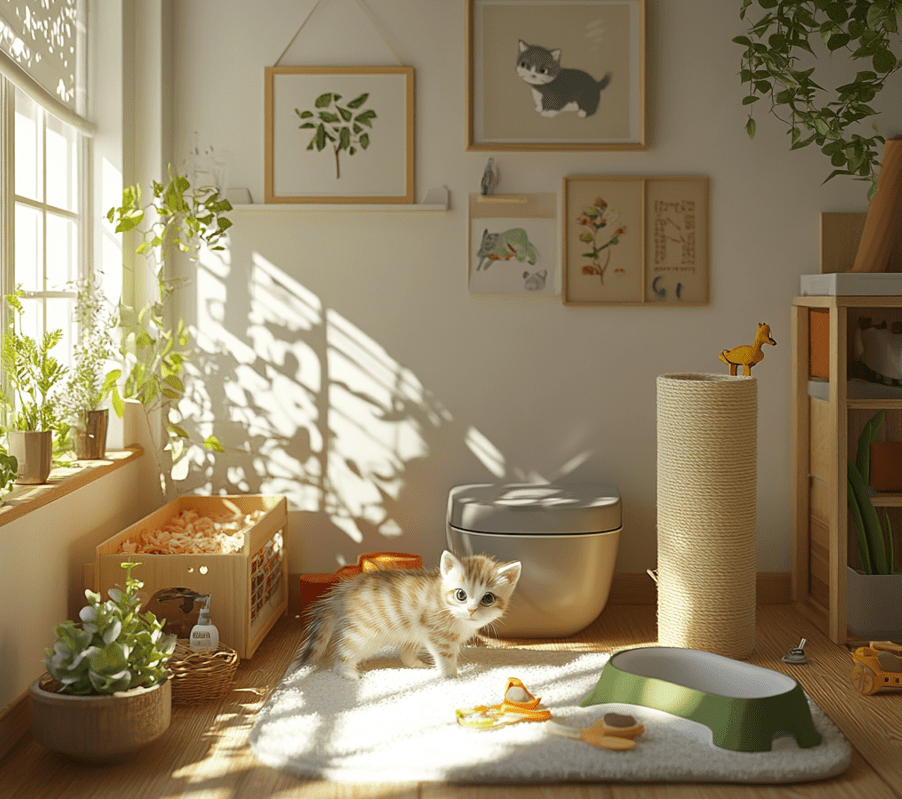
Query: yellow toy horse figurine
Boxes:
[{"xmin": 719, "ymin": 323, "xmax": 776, "ymax": 375}]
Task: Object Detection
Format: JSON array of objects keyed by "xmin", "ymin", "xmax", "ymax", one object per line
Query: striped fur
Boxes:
[{"xmin": 292, "ymin": 550, "xmax": 521, "ymax": 679}]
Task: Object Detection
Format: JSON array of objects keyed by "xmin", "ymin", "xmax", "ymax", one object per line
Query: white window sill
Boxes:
[{"xmin": 0, "ymin": 447, "xmax": 143, "ymax": 529}]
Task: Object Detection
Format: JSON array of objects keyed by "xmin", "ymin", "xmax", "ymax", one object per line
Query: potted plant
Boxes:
[
  {"xmin": 734, "ymin": 0, "xmax": 901, "ymax": 200},
  {"xmin": 846, "ymin": 410, "xmax": 901, "ymax": 638},
  {"xmin": 58, "ymin": 276, "xmax": 121, "ymax": 460},
  {"xmin": 0, "ymin": 445, "xmax": 16, "ymax": 504},
  {"xmin": 29, "ymin": 561, "xmax": 177, "ymax": 764},
  {"xmin": 106, "ymin": 166, "xmax": 229, "ymax": 485},
  {"xmin": 0, "ymin": 290, "xmax": 67, "ymax": 483}
]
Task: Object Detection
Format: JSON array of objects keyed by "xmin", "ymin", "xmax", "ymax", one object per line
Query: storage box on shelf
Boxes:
[
  {"xmin": 95, "ymin": 495, "xmax": 288, "ymax": 659},
  {"xmin": 792, "ymin": 296, "xmax": 902, "ymax": 644}
]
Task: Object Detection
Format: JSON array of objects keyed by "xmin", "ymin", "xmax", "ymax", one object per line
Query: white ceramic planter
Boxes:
[
  {"xmin": 7, "ymin": 429, "xmax": 52, "ymax": 484},
  {"xmin": 846, "ymin": 565, "xmax": 902, "ymax": 639}
]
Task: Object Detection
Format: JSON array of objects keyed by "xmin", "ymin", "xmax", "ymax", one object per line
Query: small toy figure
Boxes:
[
  {"xmin": 851, "ymin": 645, "xmax": 902, "ymax": 694},
  {"xmin": 481, "ymin": 157, "xmax": 500, "ymax": 196},
  {"xmin": 782, "ymin": 638, "xmax": 808, "ymax": 664},
  {"xmin": 719, "ymin": 322, "xmax": 777, "ymax": 375}
]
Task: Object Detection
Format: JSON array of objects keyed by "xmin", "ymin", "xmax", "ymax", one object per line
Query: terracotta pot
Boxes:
[
  {"xmin": 7, "ymin": 430, "xmax": 52, "ymax": 484},
  {"xmin": 29, "ymin": 675, "xmax": 171, "ymax": 765},
  {"xmin": 74, "ymin": 409, "xmax": 109, "ymax": 460}
]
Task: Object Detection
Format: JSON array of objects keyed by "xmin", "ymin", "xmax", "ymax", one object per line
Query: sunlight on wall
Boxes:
[{"xmin": 187, "ymin": 246, "xmax": 488, "ymax": 561}]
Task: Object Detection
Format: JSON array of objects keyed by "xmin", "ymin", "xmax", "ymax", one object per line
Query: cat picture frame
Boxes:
[
  {"xmin": 466, "ymin": 0, "xmax": 646, "ymax": 151},
  {"xmin": 265, "ymin": 66, "xmax": 414, "ymax": 203},
  {"xmin": 562, "ymin": 175, "xmax": 709, "ymax": 306}
]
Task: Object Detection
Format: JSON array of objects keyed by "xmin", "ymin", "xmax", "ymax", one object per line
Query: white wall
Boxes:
[{"xmin": 167, "ymin": 0, "xmax": 902, "ymax": 576}]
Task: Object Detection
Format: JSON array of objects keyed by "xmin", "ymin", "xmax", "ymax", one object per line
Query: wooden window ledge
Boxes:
[{"xmin": 0, "ymin": 447, "xmax": 143, "ymax": 529}]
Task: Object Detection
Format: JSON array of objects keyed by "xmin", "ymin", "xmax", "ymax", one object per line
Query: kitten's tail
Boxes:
[
  {"xmin": 598, "ymin": 72, "xmax": 612, "ymax": 92},
  {"xmin": 287, "ymin": 601, "xmax": 337, "ymax": 674}
]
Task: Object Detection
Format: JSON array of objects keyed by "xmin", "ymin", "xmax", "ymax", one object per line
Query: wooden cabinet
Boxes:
[{"xmin": 792, "ymin": 295, "xmax": 902, "ymax": 643}]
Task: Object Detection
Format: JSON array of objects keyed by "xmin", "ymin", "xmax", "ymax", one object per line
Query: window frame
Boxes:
[{"xmin": 1, "ymin": 74, "xmax": 91, "ymax": 419}]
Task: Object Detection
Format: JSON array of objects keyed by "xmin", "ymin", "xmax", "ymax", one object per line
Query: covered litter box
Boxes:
[{"xmin": 446, "ymin": 483, "xmax": 621, "ymax": 638}]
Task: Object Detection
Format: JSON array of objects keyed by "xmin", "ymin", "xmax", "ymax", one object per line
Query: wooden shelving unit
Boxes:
[{"xmin": 792, "ymin": 294, "xmax": 902, "ymax": 643}]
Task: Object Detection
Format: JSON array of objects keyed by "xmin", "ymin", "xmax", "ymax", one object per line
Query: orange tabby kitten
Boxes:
[{"xmin": 294, "ymin": 550, "xmax": 521, "ymax": 679}]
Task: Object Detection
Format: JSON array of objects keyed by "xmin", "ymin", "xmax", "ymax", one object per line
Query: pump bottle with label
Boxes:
[{"xmin": 190, "ymin": 596, "xmax": 219, "ymax": 652}]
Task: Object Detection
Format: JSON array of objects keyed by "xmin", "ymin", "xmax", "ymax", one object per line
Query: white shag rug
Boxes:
[{"xmin": 249, "ymin": 648, "xmax": 851, "ymax": 784}]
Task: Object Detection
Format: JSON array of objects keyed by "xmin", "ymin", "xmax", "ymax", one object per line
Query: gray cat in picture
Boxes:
[
  {"xmin": 516, "ymin": 40, "xmax": 612, "ymax": 118},
  {"xmin": 476, "ymin": 228, "xmax": 537, "ymax": 271}
]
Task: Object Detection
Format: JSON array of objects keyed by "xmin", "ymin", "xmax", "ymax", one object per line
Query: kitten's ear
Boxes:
[
  {"xmin": 518, "ymin": 39, "xmax": 529, "ymax": 52},
  {"xmin": 550, "ymin": 49, "xmax": 562, "ymax": 63},
  {"xmin": 440, "ymin": 550, "xmax": 463, "ymax": 578},
  {"xmin": 498, "ymin": 560, "xmax": 522, "ymax": 588}
]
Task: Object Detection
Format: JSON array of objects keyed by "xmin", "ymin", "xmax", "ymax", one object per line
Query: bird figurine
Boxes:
[{"xmin": 481, "ymin": 157, "xmax": 500, "ymax": 196}]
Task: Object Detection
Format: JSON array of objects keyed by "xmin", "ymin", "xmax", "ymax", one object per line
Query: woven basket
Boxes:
[{"xmin": 168, "ymin": 640, "xmax": 240, "ymax": 705}]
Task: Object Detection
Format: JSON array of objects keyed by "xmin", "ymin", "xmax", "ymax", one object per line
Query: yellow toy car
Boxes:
[{"xmin": 851, "ymin": 646, "xmax": 902, "ymax": 695}]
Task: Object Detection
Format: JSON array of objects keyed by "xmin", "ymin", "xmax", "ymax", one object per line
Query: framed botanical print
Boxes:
[
  {"xmin": 562, "ymin": 175, "xmax": 709, "ymax": 306},
  {"xmin": 265, "ymin": 66, "xmax": 414, "ymax": 203},
  {"xmin": 466, "ymin": 0, "xmax": 646, "ymax": 151}
]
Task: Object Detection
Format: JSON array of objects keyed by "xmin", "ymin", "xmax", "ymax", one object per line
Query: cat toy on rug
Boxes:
[
  {"xmin": 291, "ymin": 550, "xmax": 521, "ymax": 680},
  {"xmin": 719, "ymin": 322, "xmax": 777, "ymax": 375}
]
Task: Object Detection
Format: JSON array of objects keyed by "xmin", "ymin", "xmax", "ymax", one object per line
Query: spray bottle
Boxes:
[{"xmin": 190, "ymin": 596, "xmax": 219, "ymax": 652}]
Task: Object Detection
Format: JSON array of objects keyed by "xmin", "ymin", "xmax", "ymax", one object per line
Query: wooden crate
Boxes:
[{"xmin": 96, "ymin": 495, "xmax": 288, "ymax": 659}]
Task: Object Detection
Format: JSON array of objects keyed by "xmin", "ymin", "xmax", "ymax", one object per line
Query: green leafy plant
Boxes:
[
  {"xmin": 0, "ymin": 291, "xmax": 67, "ymax": 432},
  {"xmin": 59, "ymin": 276, "xmax": 121, "ymax": 418},
  {"xmin": 106, "ymin": 167, "xmax": 230, "ymax": 477},
  {"xmin": 848, "ymin": 410, "xmax": 897, "ymax": 575},
  {"xmin": 735, "ymin": 0, "xmax": 902, "ymax": 199},
  {"xmin": 295, "ymin": 91, "xmax": 376, "ymax": 179},
  {"xmin": 0, "ymin": 446, "xmax": 17, "ymax": 502},
  {"xmin": 44, "ymin": 561, "xmax": 176, "ymax": 695}
]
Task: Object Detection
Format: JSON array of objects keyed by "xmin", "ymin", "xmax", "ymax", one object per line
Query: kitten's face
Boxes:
[
  {"xmin": 440, "ymin": 550, "xmax": 521, "ymax": 627},
  {"xmin": 516, "ymin": 40, "xmax": 561, "ymax": 85}
]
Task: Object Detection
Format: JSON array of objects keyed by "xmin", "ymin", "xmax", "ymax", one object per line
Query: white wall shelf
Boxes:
[
  {"xmin": 229, "ymin": 187, "xmax": 449, "ymax": 214},
  {"xmin": 230, "ymin": 202, "xmax": 447, "ymax": 213}
]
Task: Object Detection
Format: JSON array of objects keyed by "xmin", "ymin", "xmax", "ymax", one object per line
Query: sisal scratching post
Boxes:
[
  {"xmin": 852, "ymin": 135, "xmax": 902, "ymax": 273},
  {"xmin": 656, "ymin": 373, "xmax": 757, "ymax": 659}
]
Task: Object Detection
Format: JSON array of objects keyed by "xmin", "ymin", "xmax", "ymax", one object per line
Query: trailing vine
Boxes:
[{"xmin": 735, "ymin": 0, "xmax": 902, "ymax": 199}]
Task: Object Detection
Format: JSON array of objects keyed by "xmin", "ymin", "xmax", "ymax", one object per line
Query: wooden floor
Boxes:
[{"xmin": 2, "ymin": 602, "xmax": 901, "ymax": 799}]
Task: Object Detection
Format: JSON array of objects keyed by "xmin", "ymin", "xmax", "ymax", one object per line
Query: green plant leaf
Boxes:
[
  {"xmin": 204, "ymin": 435, "xmax": 225, "ymax": 452},
  {"xmin": 314, "ymin": 93, "xmax": 333, "ymax": 108},
  {"xmin": 346, "ymin": 92, "xmax": 369, "ymax": 109},
  {"xmin": 848, "ymin": 459, "xmax": 890, "ymax": 574}
]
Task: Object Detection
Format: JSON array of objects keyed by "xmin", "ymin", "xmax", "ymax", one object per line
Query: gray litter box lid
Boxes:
[{"xmin": 447, "ymin": 483, "xmax": 621, "ymax": 535}]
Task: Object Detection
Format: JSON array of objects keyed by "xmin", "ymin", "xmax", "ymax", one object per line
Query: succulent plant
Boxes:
[{"xmin": 44, "ymin": 562, "xmax": 176, "ymax": 695}]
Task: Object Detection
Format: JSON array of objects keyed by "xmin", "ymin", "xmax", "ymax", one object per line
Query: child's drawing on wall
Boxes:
[{"xmin": 469, "ymin": 218, "xmax": 556, "ymax": 295}]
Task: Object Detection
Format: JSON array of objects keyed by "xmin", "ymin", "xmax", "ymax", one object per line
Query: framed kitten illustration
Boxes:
[
  {"xmin": 562, "ymin": 175, "xmax": 709, "ymax": 306},
  {"xmin": 265, "ymin": 66, "xmax": 414, "ymax": 203},
  {"xmin": 466, "ymin": 0, "xmax": 646, "ymax": 151}
]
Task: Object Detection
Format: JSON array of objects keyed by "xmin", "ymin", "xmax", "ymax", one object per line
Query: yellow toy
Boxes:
[
  {"xmin": 456, "ymin": 677, "xmax": 551, "ymax": 729},
  {"xmin": 546, "ymin": 712, "xmax": 645, "ymax": 751},
  {"xmin": 851, "ymin": 645, "xmax": 902, "ymax": 695},
  {"xmin": 719, "ymin": 322, "xmax": 777, "ymax": 375}
]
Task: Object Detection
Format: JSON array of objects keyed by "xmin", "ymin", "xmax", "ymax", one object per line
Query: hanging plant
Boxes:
[{"xmin": 734, "ymin": 0, "xmax": 902, "ymax": 200}]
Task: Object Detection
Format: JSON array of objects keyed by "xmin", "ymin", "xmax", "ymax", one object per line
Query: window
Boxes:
[{"xmin": 2, "ymin": 78, "xmax": 86, "ymax": 382}]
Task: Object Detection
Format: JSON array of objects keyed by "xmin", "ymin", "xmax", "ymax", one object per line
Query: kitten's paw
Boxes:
[
  {"xmin": 540, "ymin": 109, "xmax": 558, "ymax": 117},
  {"xmin": 577, "ymin": 110, "xmax": 587, "ymax": 118},
  {"xmin": 334, "ymin": 661, "xmax": 361, "ymax": 681}
]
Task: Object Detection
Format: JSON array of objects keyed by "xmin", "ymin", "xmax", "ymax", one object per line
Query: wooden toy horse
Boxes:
[{"xmin": 719, "ymin": 323, "xmax": 776, "ymax": 375}]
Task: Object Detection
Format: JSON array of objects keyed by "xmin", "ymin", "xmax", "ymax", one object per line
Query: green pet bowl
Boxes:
[{"xmin": 581, "ymin": 646, "xmax": 822, "ymax": 752}]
